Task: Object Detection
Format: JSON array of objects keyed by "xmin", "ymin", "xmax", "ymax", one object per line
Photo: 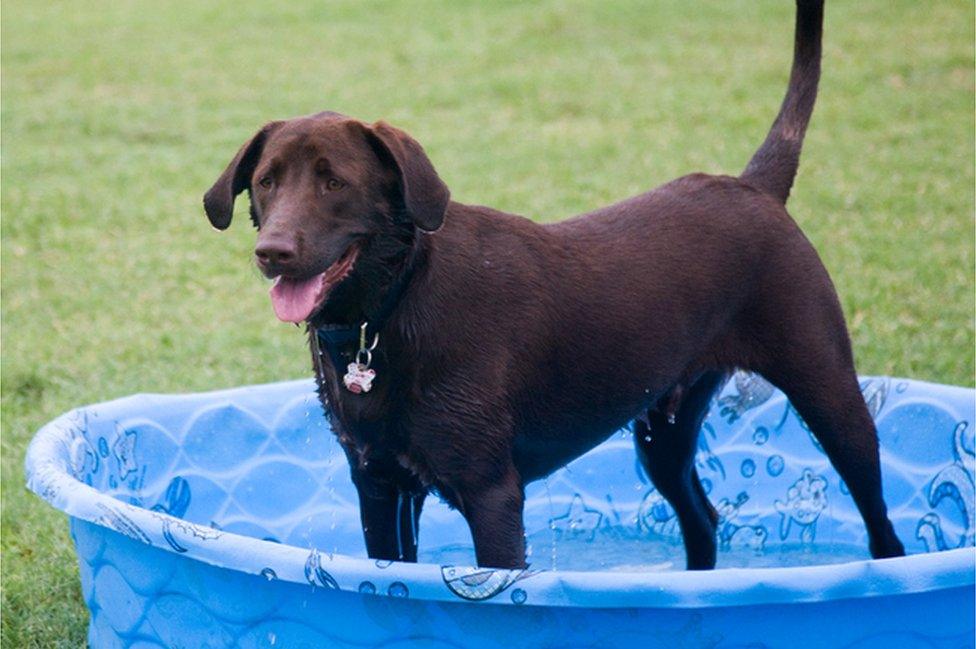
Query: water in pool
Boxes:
[{"xmin": 420, "ymin": 531, "xmax": 872, "ymax": 572}]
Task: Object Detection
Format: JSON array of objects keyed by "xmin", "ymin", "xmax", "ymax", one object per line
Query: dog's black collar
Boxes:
[
  {"xmin": 312, "ymin": 253, "xmax": 418, "ymax": 375},
  {"xmin": 314, "ymin": 325, "xmax": 361, "ymax": 372}
]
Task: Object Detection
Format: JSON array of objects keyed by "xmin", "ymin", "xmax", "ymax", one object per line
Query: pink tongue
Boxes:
[{"xmin": 269, "ymin": 273, "xmax": 326, "ymax": 323}]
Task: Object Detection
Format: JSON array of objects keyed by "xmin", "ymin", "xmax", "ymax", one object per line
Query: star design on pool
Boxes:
[{"xmin": 550, "ymin": 493, "xmax": 603, "ymax": 542}]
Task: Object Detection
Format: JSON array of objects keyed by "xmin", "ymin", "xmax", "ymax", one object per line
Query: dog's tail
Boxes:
[{"xmin": 740, "ymin": 0, "xmax": 824, "ymax": 204}]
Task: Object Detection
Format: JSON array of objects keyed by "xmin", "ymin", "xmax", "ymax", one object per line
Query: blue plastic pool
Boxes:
[{"xmin": 26, "ymin": 373, "xmax": 975, "ymax": 648}]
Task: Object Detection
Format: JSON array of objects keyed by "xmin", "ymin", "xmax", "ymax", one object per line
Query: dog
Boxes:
[{"xmin": 204, "ymin": 0, "xmax": 905, "ymax": 569}]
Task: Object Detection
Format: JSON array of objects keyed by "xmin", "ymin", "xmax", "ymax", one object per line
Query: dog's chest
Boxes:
[
  {"xmin": 320, "ymin": 374, "xmax": 404, "ymax": 448},
  {"xmin": 327, "ymin": 389, "xmax": 387, "ymax": 438},
  {"xmin": 322, "ymin": 386, "xmax": 445, "ymax": 487}
]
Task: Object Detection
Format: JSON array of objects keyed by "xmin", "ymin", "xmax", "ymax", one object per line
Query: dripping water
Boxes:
[{"xmin": 543, "ymin": 477, "xmax": 558, "ymax": 570}]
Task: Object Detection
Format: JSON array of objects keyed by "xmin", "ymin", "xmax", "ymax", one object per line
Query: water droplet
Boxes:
[
  {"xmin": 644, "ymin": 435, "xmax": 652, "ymax": 443},
  {"xmin": 839, "ymin": 479, "xmax": 850, "ymax": 495},
  {"xmin": 543, "ymin": 477, "xmax": 558, "ymax": 570},
  {"xmin": 741, "ymin": 459, "xmax": 756, "ymax": 478},
  {"xmin": 511, "ymin": 588, "xmax": 527, "ymax": 604},
  {"xmin": 388, "ymin": 581, "xmax": 409, "ymax": 598},
  {"xmin": 358, "ymin": 581, "xmax": 376, "ymax": 594},
  {"xmin": 269, "ymin": 632, "xmax": 277, "ymax": 645},
  {"xmin": 766, "ymin": 455, "xmax": 784, "ymax": 477},
  {"xmin": 260, "ymin": 567, "xmax": 277, "ymax": 581}
]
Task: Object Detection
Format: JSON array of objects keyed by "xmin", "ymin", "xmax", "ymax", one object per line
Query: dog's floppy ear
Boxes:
[
  {"xmin": 363, "ymin": 121, "xmax": 450, "ymax": 232},
  {"xmin": 203, "ymin": 121, "xmax": 282, "ymax": 230}
]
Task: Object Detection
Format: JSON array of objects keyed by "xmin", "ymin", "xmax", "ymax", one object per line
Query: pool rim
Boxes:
[{"xmin": 25, "ymin": 379, "xmax": 976, "ymax": 610}]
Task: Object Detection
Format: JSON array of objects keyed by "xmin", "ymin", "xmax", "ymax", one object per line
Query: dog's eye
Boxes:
[
  {"xmin": 326, "ymin": 178, "xmax": 345, "ymax": 191},
  {"xmin": 258, "ymin": 176, "xmax": 273, "ymax": 189}
]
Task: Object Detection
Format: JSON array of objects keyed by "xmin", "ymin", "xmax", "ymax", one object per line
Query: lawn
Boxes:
[{"xmin": 2, "ymin": 0, "xmax": 973, "ymax": 645}]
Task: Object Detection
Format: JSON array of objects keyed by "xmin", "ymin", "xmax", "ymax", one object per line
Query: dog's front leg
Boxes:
[
  {"xmin": 354, "ymin": 476, "xmax": 426, "ymax": 562},
  {"xmin": 456, "ymin": 467, "xmax": 526, "ymax": 569},
  {"xmin": 343, "ymin": 451, "xmax": 426, "ymax": 562}
]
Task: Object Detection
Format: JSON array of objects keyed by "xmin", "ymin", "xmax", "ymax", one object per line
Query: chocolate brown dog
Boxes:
[{"xmin": 204, "ymin": 0, "xmax": 905, "ymax": 569}]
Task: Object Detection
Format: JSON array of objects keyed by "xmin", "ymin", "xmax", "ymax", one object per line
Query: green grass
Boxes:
[{"xmin": 2, "ymin": 0, "xmax": 972, "ymax": 644}]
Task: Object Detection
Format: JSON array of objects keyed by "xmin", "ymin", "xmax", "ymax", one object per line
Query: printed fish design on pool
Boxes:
[
  {"xmin": 638, "ymin": 489, "xmax": 679, "ymax": 538},
  {"xmin": 860, "ymin": 377, "xmax": 890, "ymax": 420},
  {"xmin": 774, "ymin": 469, "xmax": 828, "ymax": 544},
  {"xmin": 95, "ymin": 502, "xmax": 151, "ymax": 545},
  {"xmin": 304, "ymin": 549, "xmax": 340, "ymax": 589},
  {"xmin": 146, "ymin": 510, "xmax": 222, "ymax": 553},
  {"xmin": 919, "ymin": 421, "xmax": 975, "ymax": 551},
  {"xmin": 151, "ymin": 477, "xmax": 193, "ymax": 552},
  {"xmin": 441, "ymin": 565, "xmax": 537, "ymax": 601}
]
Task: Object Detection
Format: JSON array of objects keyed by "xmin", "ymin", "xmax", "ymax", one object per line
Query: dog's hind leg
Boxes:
[
  {"xmin": 692, "ymin": 466, "xmax": 719, "ymax": 528},
  {"xmin": 634, "ymin": 371, "xmax": 728, "ymax": 570},
  {"xmin": 758, "ymin": 353, "xmax": 905, "ymax": 559}
]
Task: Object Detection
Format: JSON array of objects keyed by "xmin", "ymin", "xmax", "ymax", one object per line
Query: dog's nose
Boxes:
[{"xmin": 255, "ymin": 238, "xmax": 297, "ymax": 268}]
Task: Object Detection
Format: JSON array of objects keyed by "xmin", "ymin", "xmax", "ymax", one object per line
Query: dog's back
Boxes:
[{"xmin": 469, "ymin": 0, "xmax": 829, "ymax": 459}]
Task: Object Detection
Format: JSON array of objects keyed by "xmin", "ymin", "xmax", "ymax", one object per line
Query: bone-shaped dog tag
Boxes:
[{"xmin": 343, "ymin": 362, "xmax": 376, "ymax": 394}]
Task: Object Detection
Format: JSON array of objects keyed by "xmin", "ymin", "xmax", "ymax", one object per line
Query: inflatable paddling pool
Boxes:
[{"xmin": 25, "ymin": 373, "xmax": 975, "ymax": 648}]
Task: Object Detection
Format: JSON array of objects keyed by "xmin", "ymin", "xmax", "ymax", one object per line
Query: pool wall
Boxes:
[{"xmin": 26, "ymin": 374, "xmax": 976, "ymax": 648}]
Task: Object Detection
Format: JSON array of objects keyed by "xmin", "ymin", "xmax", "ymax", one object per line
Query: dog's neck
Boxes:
[
  {"xmin": 309, "ymin": 226, "xmax": 426, "ymax": 373},
  {"xmin": 311, "ymin": 219, "xmax": 421, "ymax": 324}
]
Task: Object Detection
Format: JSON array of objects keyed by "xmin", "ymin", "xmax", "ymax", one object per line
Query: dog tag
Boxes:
[
  {"xmin": 343, "ymin": 322, "xmax": 379, "ymax": 394},
  {"xmin": 343, "ymin": 362, "xmax": 376, "ymax": 394}
]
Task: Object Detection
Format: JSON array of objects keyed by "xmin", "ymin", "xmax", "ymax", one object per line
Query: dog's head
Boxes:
[{"xmin": 203, "ymin": 112, "xmax": 449, "ymax": 323}]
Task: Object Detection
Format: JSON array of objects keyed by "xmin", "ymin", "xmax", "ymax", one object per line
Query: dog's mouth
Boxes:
[{"xmin": 269, "ymin": 245, "xmax": 359, "ymax": 323}]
